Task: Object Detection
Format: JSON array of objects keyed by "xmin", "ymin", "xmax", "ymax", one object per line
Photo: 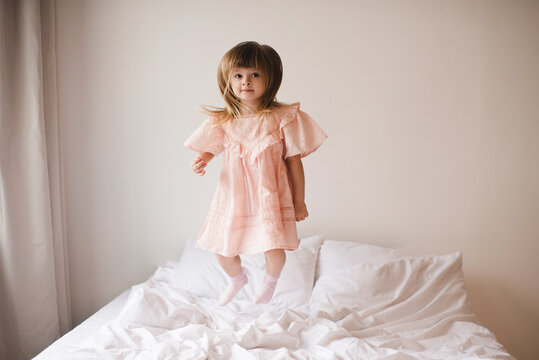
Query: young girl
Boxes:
[{"xmin": 184, "ymin": 41, "xmax": 327, "ymax": 306}]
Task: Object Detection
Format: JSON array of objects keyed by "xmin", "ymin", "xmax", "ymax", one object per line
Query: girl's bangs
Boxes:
[{"xmin": 226, "ymin": 46, "xmax": 262, "ymax": 71}]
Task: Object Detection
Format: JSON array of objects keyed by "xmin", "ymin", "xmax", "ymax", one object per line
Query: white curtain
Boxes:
[{"xmin": 0, "ymin": 0, "xmax": 71, "ymax": 359}]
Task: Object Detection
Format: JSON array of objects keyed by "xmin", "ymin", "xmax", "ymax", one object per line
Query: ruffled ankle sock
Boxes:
[
  {"xmin": 253, "ymin": 272, "xmax": 280, "ymax": 304},
  {"xmin": 219, "ymin": 267, "xmax": 248, "ymax": 306}
]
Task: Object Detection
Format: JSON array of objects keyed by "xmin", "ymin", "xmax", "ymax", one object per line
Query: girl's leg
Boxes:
[
  {"xmin": 254, "ymin": 249, "xmax": 286, "ymax": 304},
  {"xmin": 215, "ymin": 254, "xmax": 247, "ymax": 306},
  {"xmin": 215, "ymin": 254, "xmax": 242, "ymax": 277},
  {"xmin": 264, "ymin": 249, "xmax": 286, "ymax": 276}
]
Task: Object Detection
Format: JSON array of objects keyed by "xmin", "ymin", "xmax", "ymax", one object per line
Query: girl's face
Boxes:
[{"xmin": 229, "ymin": 67, "xmax": 266, "ymax": 112}]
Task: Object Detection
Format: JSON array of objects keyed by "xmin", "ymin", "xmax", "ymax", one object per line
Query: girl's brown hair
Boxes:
[{"xmin": 202, "ymin": 41, "xmax": 284, "ymax": 123}]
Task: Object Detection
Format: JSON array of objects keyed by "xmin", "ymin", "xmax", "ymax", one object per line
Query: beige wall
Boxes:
[{"xmin": 56, "ymin": 1, "xmax": 538, "ymax": 359}]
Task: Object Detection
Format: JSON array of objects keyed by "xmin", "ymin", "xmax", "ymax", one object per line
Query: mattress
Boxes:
[{"xmin": 34, "ymin": 236, "xmax": 515, "ymax": 359}]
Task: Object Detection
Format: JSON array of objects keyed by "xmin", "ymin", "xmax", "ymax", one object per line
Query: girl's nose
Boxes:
[{"xmin": 244, "ymin": 76, "xmax": 251, "ymax": 85}]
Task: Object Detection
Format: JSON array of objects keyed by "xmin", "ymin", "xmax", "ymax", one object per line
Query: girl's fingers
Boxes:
[
  {"xmin": 191, "ymin": 158, "xmax": 205, "ymax": 167},
  {"xmin": 193, "ymin": 164, "xmax": 206, "ymax": 175},
  {"xmin": 295, "ymin": 212, "xmax": 308, "ymax": 221},
  {"xmin": 192, "ymin": 161, "xmax": 207, "ymax": 171},
  {"xmin": 194, "ymin": 163, "xmax": 205, "ymax": 170}
]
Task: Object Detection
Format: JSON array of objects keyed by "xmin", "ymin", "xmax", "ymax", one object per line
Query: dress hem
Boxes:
[{"xmin": 195, "ymin": 243, "xmax": 299, "ymax": 257}]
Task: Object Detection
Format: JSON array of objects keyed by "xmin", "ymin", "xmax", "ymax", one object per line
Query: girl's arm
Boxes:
[
  {"xmin": 191, "ymin": 152, "xmax": 215, "ymax": 176},
  {"xmin": 285, "ymin": 154, "xmax": 309, "ymax": 222}
]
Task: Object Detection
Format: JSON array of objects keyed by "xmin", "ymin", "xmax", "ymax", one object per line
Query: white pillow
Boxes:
[
  {"xmin": 315, "ymin": 239, "xmax": 402, "ymax": 281},
  {"xmin": 154, "ymin": 235, "xmax": 323, "ymax": 311},
  {"xmin": 311, "ymin": 252, "xmax": 472, "ymax": 323}
]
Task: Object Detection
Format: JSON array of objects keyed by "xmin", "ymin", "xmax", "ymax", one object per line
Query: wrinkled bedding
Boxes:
[{"xmin": 38, "ymin": 257, "xmax": 514, "ymax": 360}]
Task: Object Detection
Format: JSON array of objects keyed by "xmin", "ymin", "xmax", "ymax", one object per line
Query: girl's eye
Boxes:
[
  {"xmin": 234, "ymin": 74, "xmax": 242, "ymax": 79},
  {"xmin": 252, "ymin": 73, "xmax": 260, "ymax": 78}
]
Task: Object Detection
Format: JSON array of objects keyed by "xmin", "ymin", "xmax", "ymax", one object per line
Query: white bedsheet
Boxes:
[
  {"xmin": 35, "ymin": 271, "xmax": 514, "ymax": 359},
  {"xmin": 33, "ymin": 289, "xmax": 131, "ymax": 359}
]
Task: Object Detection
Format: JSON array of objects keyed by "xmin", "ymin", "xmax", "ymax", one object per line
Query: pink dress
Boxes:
[{"xmin": 184, "ymin": 103, "xmax": 327, "ymax": 257}]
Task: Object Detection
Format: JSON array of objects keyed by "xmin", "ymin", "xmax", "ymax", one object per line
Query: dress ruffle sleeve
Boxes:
[
  {"xmin": 184, "ymin": 117, "xmax": 225, "ymax": 156},
  {"xmin": 280, "ymin": 103, "xmax": 328, "ymax": 160}
]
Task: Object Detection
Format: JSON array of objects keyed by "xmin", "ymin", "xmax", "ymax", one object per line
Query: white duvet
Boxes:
[{"xmin": 38, "ymin": 238, "xmax": 514, "ymax": 359}]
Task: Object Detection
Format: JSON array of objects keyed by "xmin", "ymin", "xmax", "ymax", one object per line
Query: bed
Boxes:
[{"xmin": 34, "ymin": 236, "xmax": 514, "ymax": 359}]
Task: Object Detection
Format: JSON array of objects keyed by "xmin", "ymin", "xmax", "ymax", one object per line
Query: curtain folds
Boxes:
[{"xmin": 0, "ymin": 0, "xmax": 71, "ymax": 359}]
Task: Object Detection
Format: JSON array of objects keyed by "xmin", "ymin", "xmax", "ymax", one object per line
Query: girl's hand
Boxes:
[
  {"xmin": 191, "ymin": 156, "xmax": 208, "ymax": 176},
  {"xmin": 294, "ymin": 201, "xmax": 309, "ymax": 222}
]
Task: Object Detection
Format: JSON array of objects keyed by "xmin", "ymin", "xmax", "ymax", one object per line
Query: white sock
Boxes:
[
  {"xmin": 253, "ymin": 272, "xmax": 280, "ymax": 304},
  {"xmin": 219, "ymin": 267, "xmax": 248, "ymax": 306}
]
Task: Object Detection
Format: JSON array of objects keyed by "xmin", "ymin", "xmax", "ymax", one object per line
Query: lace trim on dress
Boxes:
[{"xmin": 221, "ymin": 103, "xmax": 303, "ymax": 163}]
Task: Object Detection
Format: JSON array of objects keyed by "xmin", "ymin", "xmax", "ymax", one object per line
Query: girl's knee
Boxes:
[
  {"xmin": 264, "ymin": 249, "xmax": 286, "ymax": 260},
  {"xmin": 215, "ymin": 253, "xmax": 240, "ymax": 262},
  {"xmin": 264, "ymin": 249, "xmax": 286, "ymax": 276}
]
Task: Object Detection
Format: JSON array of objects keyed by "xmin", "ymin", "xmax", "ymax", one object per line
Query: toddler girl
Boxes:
[{"xmin": 184, "ymin": 41, "xmax": 327, "ymax": 306}]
